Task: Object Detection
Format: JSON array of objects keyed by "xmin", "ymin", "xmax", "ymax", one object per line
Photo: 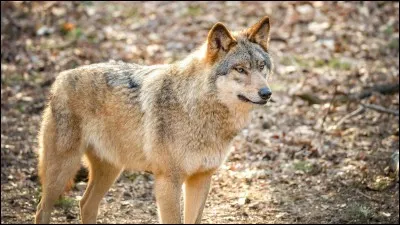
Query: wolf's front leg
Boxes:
[
  {"xmin": 154, "ymin": 174, "xmax": 183, "ymax": 224},
  {"xmin": 183, "ymin": 171, "xmax": 213, "ymax": 224}
]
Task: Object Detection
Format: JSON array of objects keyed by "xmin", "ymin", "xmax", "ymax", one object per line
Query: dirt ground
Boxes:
[{"xmin": 1, "ymin": 1, "xmax": 399, "ymax": 224}]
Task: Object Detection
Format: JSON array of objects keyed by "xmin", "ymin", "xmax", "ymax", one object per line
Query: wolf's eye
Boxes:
[
  {"xmin": 235, "ymin": 67, "xmax": 245, "ymax": 74},
  {"xmin": 259, "ymin": 64, "xmax": 265, "ymax": 71}
]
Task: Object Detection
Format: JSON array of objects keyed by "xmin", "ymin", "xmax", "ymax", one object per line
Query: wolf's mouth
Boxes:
[{"xmin": 237, "ymin": 95, "xmax": 267, "ymax": 105}]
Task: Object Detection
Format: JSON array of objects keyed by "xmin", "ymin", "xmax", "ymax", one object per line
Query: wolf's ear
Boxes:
[
  {"xmin": 246, "ymin": 16, "xmax": 270, "ymax": 51},
  {"xmin": 206, "ymin": 22, "xmax": 237, "ymax": 63}
]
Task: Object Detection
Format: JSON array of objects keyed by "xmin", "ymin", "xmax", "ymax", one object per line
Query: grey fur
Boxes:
[{"xmin": 213, "ymin": 38, "xmax": 272, "ymax": 78}]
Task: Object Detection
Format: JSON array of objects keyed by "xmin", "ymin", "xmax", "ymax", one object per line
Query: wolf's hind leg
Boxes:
[
  {"xmin": 79, "ymin": 149, "xmax": 122, "ymax": 224},
  {"xmin": 35, "ymin": 154, "xmax": 82, "ymax": 224},
  {"xmin": 35, "ymin": 107, "xmax": 83, "ymax": 224}
]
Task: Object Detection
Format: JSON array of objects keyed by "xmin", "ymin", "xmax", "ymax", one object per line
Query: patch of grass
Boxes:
[
  {"xmin": 294, "ymin": 56, "xmax": 311, "ymax": 68},
  {"xmin": 314, "ymin": 58, "xmax": 326, "ymax": 68},
  {"xmin": 279, "ymin": 55, "xmax": 311, "ymax": 67},
  {"xmin": 186, "ymin": 5, "xmax": 202, "ymax": 16},
  {"xmin": 388, "ymin": 38, "xmax": 399, "ymax": 50},
  {"xmin": 293, "ymin": 160, "xmax": 322, "ymax": 175},
  {"xmin": 125, "ymin": 173, "xmax": 139, "ymax": 182},
  {"xmin": 293, "ymin": 161, "xmax": 313, "ymax": 173},
  {"xmin": 280, "ymin": 56, "xmax": 293, "ymax": 66},
  {"xmin": 34, "ymin": 187, "xmax": 42, "ymax": 205},
  {"xmin": 328, "ymin": 58, "xmax": 351, "ymax": 70},
  {"xmin": 67, "ymin": 28, "xmax": 83, "ymax": 40},
  {"xmin": 367, "ymin": 175, "xmax": 394, "ymax": 191},
  {"xmin": 384, "ymin": 25, "xmax": 394, "ymax": 36},
  {"xmin": 313, "ymin": 58, "xmax": 351, "ymax": 70},
  {"xmin": 16, "ymin": 102, "xmax": 27, "ymax": 113},
  {"xmin": 87, "ymin": 33, "xmax": 98, "ymax": 44},
  {"xmin": 1, "ymin": 73, "xmax": 25, "ymax": 86},
  {"xmin": 81, "ymin": 1, "xmax": 93, "ymax": 6},
  {"xmin": 346, "ymin": 204, "xmax": 374, "ymax": 223},
  {"xmin": 55, "ymin": 196, "xmax": 76, "ymax": 209},
  {"xmin": 124, "ymin": 8, "xmax": 138, "ymax": 18},
  {"xmin": 306, "ymin": 58, "xmax": 351, "ymax": 70}
]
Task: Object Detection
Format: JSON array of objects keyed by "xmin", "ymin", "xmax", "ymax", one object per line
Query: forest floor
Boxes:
[{"xmin": 1, "ymin": 1, "xmax": 399, "ymax": 224}]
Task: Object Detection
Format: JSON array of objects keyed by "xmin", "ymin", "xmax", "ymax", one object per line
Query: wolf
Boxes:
[{"xmin": 34, "ymin": 16, "xmax": 274, "ymax": 224}]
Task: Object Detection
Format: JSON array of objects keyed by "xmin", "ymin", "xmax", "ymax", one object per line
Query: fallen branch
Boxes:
[
  {"xmin": 355, "ymin": 189, "xmax": 383, "ymax": 203},
  {"xmin": 360, "ymin": 103, "xmax": 399, "ymax": 116},
  {"xmin": 356, "ymin": 83, "xmax": 400, "ymax": 99},
  {"xmin": 339, "ymin": 182, "xmax": 384, "ymax": 203},
  {"xmin": 50, "ymin": 39, "xmax": 78, "ymax": 50},
  {"xmin": 295, "ymin": 83, "xmax": 399, "ymax": 105},
  {"xmin": 334, "ymin": 106, "xmax": 366, "ymax": 128},
  {"xmin": 295, "ymin": 92, "xmax": 324, "ymax": 105},
  {"xmin": 270, "ymin": 36, "xmax": 288, "ymax": 44},
  {"xmin": 332, "ymin": 102, "xmax": 398, "ymax": 129}
]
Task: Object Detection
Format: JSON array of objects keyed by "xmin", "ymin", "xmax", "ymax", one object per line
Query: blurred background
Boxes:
[{"xmin": 1, "ymin": 1, "xmax": 399, "ymax": 224}]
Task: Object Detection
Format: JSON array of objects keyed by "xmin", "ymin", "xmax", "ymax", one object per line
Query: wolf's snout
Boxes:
[{"xmin": 258, "ymin": 87, "xmax": 271, "ymax": 100}]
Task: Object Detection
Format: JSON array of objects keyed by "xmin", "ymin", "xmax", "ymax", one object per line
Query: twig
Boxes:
[
  {"xmin": 320, "ymin": 85, "xmax": 338, "ymax": 134},
  {"xmin": 50, "ymin": 39, "xmax": 78, "ymax": 50},
  {"xmin": 270, "ymin": 37, "xmax": 288, "ymax": 44},
  {"xmin": 339, "ymin": 182, "xmax": 384, "ymax": 203},
  {"xmin": 313, "ymin": 85, "xmax": 338, "ymax": 156},
  {"xmin": 355, "ymin": 189, "xmax": 374, "ymax": 200},
  {"xmin": 331, "ymin": 102, "xmax": 398, "ymax": 129},
  {"xmin": 334, "ymin": 106, "xmax": 366, "ymax": 128},
  {"xmin": 361, "ymin": 103, "xmax": 399, "ymax": 116},
  {"xmin": 355, "ymin": 189, "xmax": 383, "ymax": 203}
]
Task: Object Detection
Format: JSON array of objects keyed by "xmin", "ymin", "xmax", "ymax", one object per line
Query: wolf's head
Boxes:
[{"xmin": 205, "ymin": 17, "xmax": 273, "ymax": 107}]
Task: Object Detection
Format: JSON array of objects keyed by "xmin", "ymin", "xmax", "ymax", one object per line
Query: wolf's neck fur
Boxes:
[{"xmin": 163, "ymin": 44, "xmax": 253, "ymax": 134}]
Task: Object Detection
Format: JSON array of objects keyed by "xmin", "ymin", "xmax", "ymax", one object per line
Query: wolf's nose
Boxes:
[{"xmin": 258, "ymin": 87, "xmax": 272, "ymax": 100}]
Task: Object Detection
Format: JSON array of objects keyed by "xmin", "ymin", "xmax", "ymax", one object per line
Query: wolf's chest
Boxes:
[
  {"xmin": 179, "ymin": 115, "xmax": 244, "ymax": 175},
  {"xmin": 181, "ymin": 137, "xmax": 233, "ymax": 175}
]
